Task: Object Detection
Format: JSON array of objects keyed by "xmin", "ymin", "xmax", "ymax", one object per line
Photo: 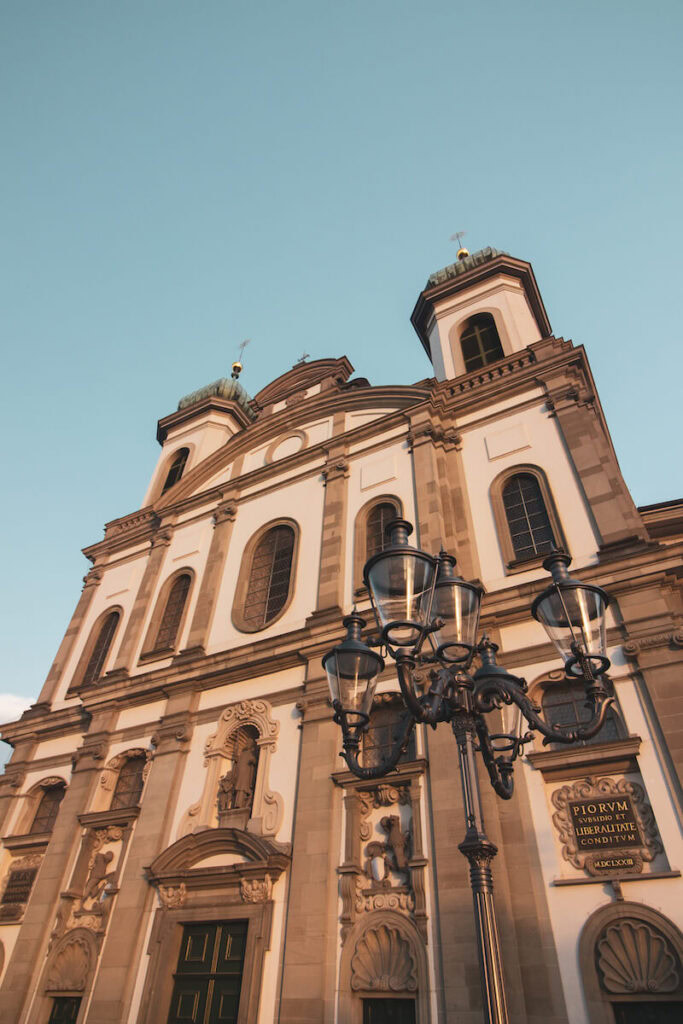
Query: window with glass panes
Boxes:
[
  {"xmin": 542, "ymin": 682, "xmax": 623, "ymax": 747},
  {"xmin": 48, "ymin": 997, "xmax": 81, "ymax": 1024},
  {"xmin": 30, "ymin": 784, "xmax": 65, "ymax": 834},
  {"xmin": 460, "ymin": 314, "xmax": 504, "ymax": 373},
  {"xmin": 502, "ymin": 474, "xmax": 555, "ymax": 560},
  {"xmin": 111, "ymin": 756, "xmax": 146, "ymax": 810},
  {"xmin": 82, "ymin": 611, "xmax": 119, "ymax": 685},
  {"xmin": 363, "ymin": 703, "xmax": 416, "ymax": 768},
  {"xmin": 167, "ymin": 921, "xmax": 247, "ymax": 1024},
  {"xmin": 153, "ymin": 574, "xmax": 191, "ymax": 651},
  {"xmin": 162, "ymin": 448, "xmax": 189, "ymax": 494},
  {"xmin": 366, "ymin": 503, "xmax": 399, "ymax": 561},
  {"xmin": 243, "ymin": 526, "xmax": 294, "ymax": 629}
]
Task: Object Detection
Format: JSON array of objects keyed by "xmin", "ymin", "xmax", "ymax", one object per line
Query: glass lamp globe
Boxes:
[
  {"xmin": 363, "ymin": 519, "xmax": 437, "ymax": 648},
  {"xmin": 430, "ymin": 552, "xmax": 482, "ymax": 663},
  {"xmin": 322, "ymin": 613, "xmax": 385, "ymax": 720}
]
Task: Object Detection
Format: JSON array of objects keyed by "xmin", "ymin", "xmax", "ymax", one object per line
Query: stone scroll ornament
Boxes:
[
  {"xmin": 551, "ymin": 776, "xmax": 663, "ymax": 876},
  {"xmin": 178, "ymin": 698, "xmax": 284, "ymax": 838}
]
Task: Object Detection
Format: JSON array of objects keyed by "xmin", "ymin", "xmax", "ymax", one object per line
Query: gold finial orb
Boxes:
[
  {"xmin": 456, "ymin": 247, "xmax": 470, "ymax": 260},
  {"xmin": 231, "ymin": 360, "xmax": 243, "ymax": 380}
]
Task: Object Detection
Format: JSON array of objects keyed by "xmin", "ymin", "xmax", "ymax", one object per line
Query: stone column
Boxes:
[
  {"xmin": 182, "ymin": 498, "xmax": 238, "ymax": 654},
  {"xmin": 540, "ymin": 366, "xmax": 647, "ymax": 550},
  {"xmin": 315, "ymin": 451, "xmax": 350, "ymax": 615},
  {"xmin": 109, "ymin": 526, "xmax": 173, "ymax": 674},
  {"xmin": 0, "ymin": 722, "xmax": 114, "ymax": 1023},
  {"xmin": 37, "ymin": 566, "xmax": 105, "ymax": 703},
  {"xmin": 277, "ymin": 683, "xmax": 343, "ymax": 1024},
  {"xmin": 84, "ymin": 692, "xmax": 197, "ymax": 1023}
]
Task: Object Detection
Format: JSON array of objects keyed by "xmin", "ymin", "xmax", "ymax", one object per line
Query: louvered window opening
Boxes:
[
  {"xmin": 154, "ymin": 574, "xmax": 191, "ymax": 651},
  {"xmin": 363, "ymin": 704, "xmax": 416, "ymax": 768},
  {"xmin": 30, "ymin": 785, "xmax": 65, "ymax": 834},
  {"xmin": 111, "ymin": 756, "xmax": 146, "ymax": 810},
  {"xmin": 502, "ymin": 474, "xmax": 555, "ymax": 560},
  {"xmin": 243, "ymin": 527, "xmax": 295, "ymax": 629},
  {"xmin": 162, "ymin": 448, "xmax": 189, "ymax": 494},
  {"xmin": 543, "ymin": 683, "xmax": 622, "ymax": 747},
  {"xmin": 366, "ymin": 503, "xmax": 398, "ymax": 561},
  {"xmin": 461, "ymin": 314, "xmax": 504, "ymax": 373},
  {"xmin": 82, "ymin": 611, "xmax": 119, "ymax": 685}
]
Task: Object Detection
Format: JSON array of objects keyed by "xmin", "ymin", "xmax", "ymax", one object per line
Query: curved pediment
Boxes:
[
  {"xmin": 147, "ymin": 827, "xmax": 290, "ymax": 878},
  {"xmin": 252, "ymin": 357, "xmax": 353, "ymax": 411}
]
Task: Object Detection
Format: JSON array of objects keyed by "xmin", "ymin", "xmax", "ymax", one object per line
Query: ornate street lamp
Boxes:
[{"xmin": 324, "ymin": 520, "xmax": 614, "ymax": 1024}]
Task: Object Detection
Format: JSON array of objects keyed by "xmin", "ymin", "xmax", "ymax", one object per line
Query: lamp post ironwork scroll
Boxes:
[{"xmin": 323, "ymin": 519, "xmax": 614, "ymax": 1024}]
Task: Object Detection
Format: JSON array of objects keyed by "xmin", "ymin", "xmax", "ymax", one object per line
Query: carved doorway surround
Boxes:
[{"xmin": 579, "ymin": 902, "xmax": 683, "ymax": 1023}]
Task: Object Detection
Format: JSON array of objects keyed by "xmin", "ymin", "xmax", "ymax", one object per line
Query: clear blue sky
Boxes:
[{"xmin": 1, "ymin": 1, "xmax": 681, "ymax": 717}]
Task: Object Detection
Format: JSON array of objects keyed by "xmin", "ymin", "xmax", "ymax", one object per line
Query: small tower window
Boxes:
[
  {"xmin": 542, "ymin": 683, "xmax": 624, "ymax": 747},
  {"xmin": 460, "ymin": 313, "xmax": 504, "ymax": 373},
  {"xmin": 243, "ymin": 525, "xmax": 295, "ymax": 630},
  {"xmin": 30, "ymin": 783, "xmax": 66, "ymax": 834},
  {"xmin": 502, "ymin": 473, "xmax": 556, "ymax": 560},
  {"xmin": 366, "ymin": 502, "xmax": 399, "ymax": 561},
  {"xmin": 153, "ymin": 573, "xmax": 191, "ymax": 652},
  {"xmin": 82, "ymin": 611, "xmax": 120, "ymax": 685},
  {"xmin": 161, "ymin": 447, "xmax": 189, "ymax": 494},
  {"xmin": 111, "ymin": 755, "xmax": 146, "ymax": 810}
]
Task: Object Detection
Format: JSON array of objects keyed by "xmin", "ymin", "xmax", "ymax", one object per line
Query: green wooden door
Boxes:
[{"xmin": 167, "ymin": 922, "xmax": 247, "ymax": 1024}]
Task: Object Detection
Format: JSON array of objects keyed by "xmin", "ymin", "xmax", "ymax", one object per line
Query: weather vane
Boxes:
[
  {"xmin": 294, "ymin": 351, "xmax": 310, "ymax": 367},
  {"xmin": 231, "ymin": 339, "xmax": 250, "ymax": 380},
  {"xmin": 450, "ymin": 230, "xmax": 470, "ymax": 260}
]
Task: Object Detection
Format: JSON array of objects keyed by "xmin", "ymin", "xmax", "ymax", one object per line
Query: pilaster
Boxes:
[
  {"xmin": 315, "ymin": 450, "xmax": 350, "ymax": 614},
  {"xmin": 182, "ymin": 497, "xmax": 238, "ymax": 654},
  {"xmin": 37, "ymin": 566, "xmax": 105, "ymax": 703}
]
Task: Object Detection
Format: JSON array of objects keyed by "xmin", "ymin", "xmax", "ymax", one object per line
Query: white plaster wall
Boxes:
[
  {"xmin": 240, "ymin": 417, "xmax": 332, "ymax": 475},
  {"xmin": 460, "ymin": 399, "xmax": 599, "ymax": 590},
  {"xmin": 197, "ymin": 667, "xmax": 303, "ymax": 713},
  {"xmin": 116, "ymin": 699, "xmax": 167, "ymax": 732},
  {"xmin": 208, "ymin": 475, "xmax": 326, "ymax": 652},
  {"xmin": 343, "ymin": 439, "xmax": 416, "ymax": 609}
]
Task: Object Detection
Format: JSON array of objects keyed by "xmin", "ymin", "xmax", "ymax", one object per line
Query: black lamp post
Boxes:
[{"xmin": 324, "ymin": 519, "xmax": 614, "ymax": 1024}]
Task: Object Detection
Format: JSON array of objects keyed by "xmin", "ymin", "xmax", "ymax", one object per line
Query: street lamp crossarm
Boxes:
[
  {"xmin": 335, "ymin": 702, "xmax": 417, "ymax": 779},
  {"xmin": 475, "ymin": 717, "xmax": 516, "ymax": 801}
]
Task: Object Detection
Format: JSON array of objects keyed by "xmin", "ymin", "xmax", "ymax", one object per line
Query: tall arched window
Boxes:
[
  {"xmin": 30, "ymin": 783, "xmax": 66, "ymax": 834},
  {"xmin": 238, "ymin": 524, "xmax": 296, "ymax": 631},
  {"xmin": 502, "ymin": 473, "xmax": 556, "ymax": 561},
  {"xmin": 111, "ymin": 755, "xmax": 146, "ymax": 810},
  {"xmin": 542, "ymin": 682, "xmax": 624, "ymax": 748},
  {"xmin": 161, "ymin": 447, "xmax": 189, "ymax": 494},
  {"xmin": 354, "ymin": 496, "xmax": 403, "ymax": 592},
  {"xmin": 153, "ymin": 573, "xmax": 191, "ymax": 652},
  {"xmin": 366, "ymin": 502, "xmax": 399, "ymax": 560},
  {"xmin": 460, "ymin": 313, "xmax": 504, "ymax": 373},
  {"xmin": 81, "ymin": 610, "xmax": 120, "ymax": 685}
]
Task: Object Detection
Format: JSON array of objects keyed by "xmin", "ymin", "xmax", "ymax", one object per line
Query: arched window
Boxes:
[
  {"xmin": 241, "ymin": 524, "xmax": 296, "ymax": 630},
  {"xmin": 363, "ymin": 698, "xmax": 416, "ymax": 768},
  {"xmin": 354, "ymin": 496, "xmax": 403, "ymax": 592},
  {"xmin": 30, "ymin": 783, "xmax": 66, "ymax": 834},
  {"xmin": 111, "ymin": 755, "xmax": 146, "ymax": 810},
  {"xmin": 502, "ymin": 473, "xmax": 556, "ymax": 560},
  {"xmin": 542, "ymin": 681, "xmax": 624, "ymax": 747},
  {"xmin": 460, "ymin": 313, "xmax": 504, "ymax": 373},
  {"xmin": 81, "ymin": 610, "xmax": 120, "ymax": 685},
  {"xmin": 161, "ymin": 447, "xmax": 189, "ymax": 494},
  {"xmin": 152, "ymin": 573, "xmax": 191, "ymax": 652}
]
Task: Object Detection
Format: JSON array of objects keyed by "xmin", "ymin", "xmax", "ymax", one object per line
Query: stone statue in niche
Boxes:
[
  {"xmin": 364, "ymin": 815, "xmax": 411, "ymax": 889},
  {"xmin": 81, "ymin": 850, "xmax": 116, "ymax": 910},
  {"xmin": 217, "ymin": 728, "xmax": 259, "ymax": 826}
]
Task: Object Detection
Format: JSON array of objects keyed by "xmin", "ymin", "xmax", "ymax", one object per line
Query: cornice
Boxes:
[
  {"xmin": 156, "ymin": 395, "xmax": 254, "ymax": 444},
  {"xmin": 0, "ymin": 704, "xmax": 90, "ymax": 746}
]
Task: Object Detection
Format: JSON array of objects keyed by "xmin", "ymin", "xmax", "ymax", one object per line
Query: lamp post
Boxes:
[{"xmin": 323, "ymin": 519, "xmax": 614, "ymax": 1024}]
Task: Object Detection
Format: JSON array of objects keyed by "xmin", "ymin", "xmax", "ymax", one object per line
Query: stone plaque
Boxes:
[
  {"xmin": 569, "ymin": 797, "xmax": 642, "ymax": 851},
  {"xmin": 1, "ymin": 867, "xmax": 38, "ymax": 904},
  {"xmin": 551, "ymin": 776, "xmax": 664, "ymax": 877}
]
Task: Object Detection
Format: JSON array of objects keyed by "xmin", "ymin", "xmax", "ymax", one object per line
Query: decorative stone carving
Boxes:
[
  {"xmin": 158, "ymin": 884, "xmax": 187, "ymax": 908},
  {"xmin": 364, "ymin": 816, "xmax": 411, "ymax": 889},
  {"xmin": 46, "ymin": 933, "xmax": 92, "ymax": 992},
  {"xmin": 240, "ymin": 875, "xmax": 272, "ymax": 904},
  {"xmin": 359, "ymin": 785, "xmax": 409, "ymax": 842},
  {"xmin": 623, "ymin": 630, "xmax": 683, "ymax": 655},
  {"xmin": 213, "ymin": 500, "xmax": 237, "ymax": 526},
  {"xmin": 217, "ymin": 729, "xmax": 259, "ymax": 818},
  {"xmin": 355, "ymin": 876, "xmax": 415, "ymax": 915},
  {"xmin": 597, "ymin": 920, "xmax": 680, "ymax": 994},
  {"xmin": 351, "ymin": 923, "xmax": 417, "ymax": 992},
  {"xmin": 99, "ymin": 748, "xmax": 153, "ymax": 793},
  {"xmin": 179, "ymin": 698, "xmax": 283, "ymax": 838},
  {"xmin": 551, "ymin": 776, "xmax": 663, "ymax": 876}
]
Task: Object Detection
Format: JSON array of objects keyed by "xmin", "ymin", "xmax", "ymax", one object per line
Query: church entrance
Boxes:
[
  {"xmin": 363, "ymin": 997, "xmax": 416, "ymax": 1024},
  {"xmin": 167, "ymin": 921, "xmax": 247, "ymax": 1024}
]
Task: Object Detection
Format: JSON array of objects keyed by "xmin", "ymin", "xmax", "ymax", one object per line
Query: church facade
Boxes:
[{"xmin": 0, "ymin": 247, "xmax": 681, "ymax": 1024}]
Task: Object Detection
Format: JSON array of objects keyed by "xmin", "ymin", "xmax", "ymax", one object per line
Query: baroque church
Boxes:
[{"xmin": 0, "ymin": 247, "xmax": 681, "ymax": 1024}]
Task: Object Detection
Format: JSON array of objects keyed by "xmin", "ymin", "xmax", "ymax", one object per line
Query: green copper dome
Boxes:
[{"xmin": 177, "ymin": 376, "xmax": 256, "ymax": 419}]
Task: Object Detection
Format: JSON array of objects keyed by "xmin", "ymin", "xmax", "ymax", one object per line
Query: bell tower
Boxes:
[{"xmin": 410, "ymin": 247, "xmax": 553, "ymax": 381}]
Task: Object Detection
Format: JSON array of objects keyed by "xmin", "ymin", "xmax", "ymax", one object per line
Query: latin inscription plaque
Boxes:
[
  {"xmin": 1, "ymin": 867, "xmax": 38, "ymax": 904},
  {"xmin": 569, "ymin": 797, "xmax": 642, "ymax": 850}
]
